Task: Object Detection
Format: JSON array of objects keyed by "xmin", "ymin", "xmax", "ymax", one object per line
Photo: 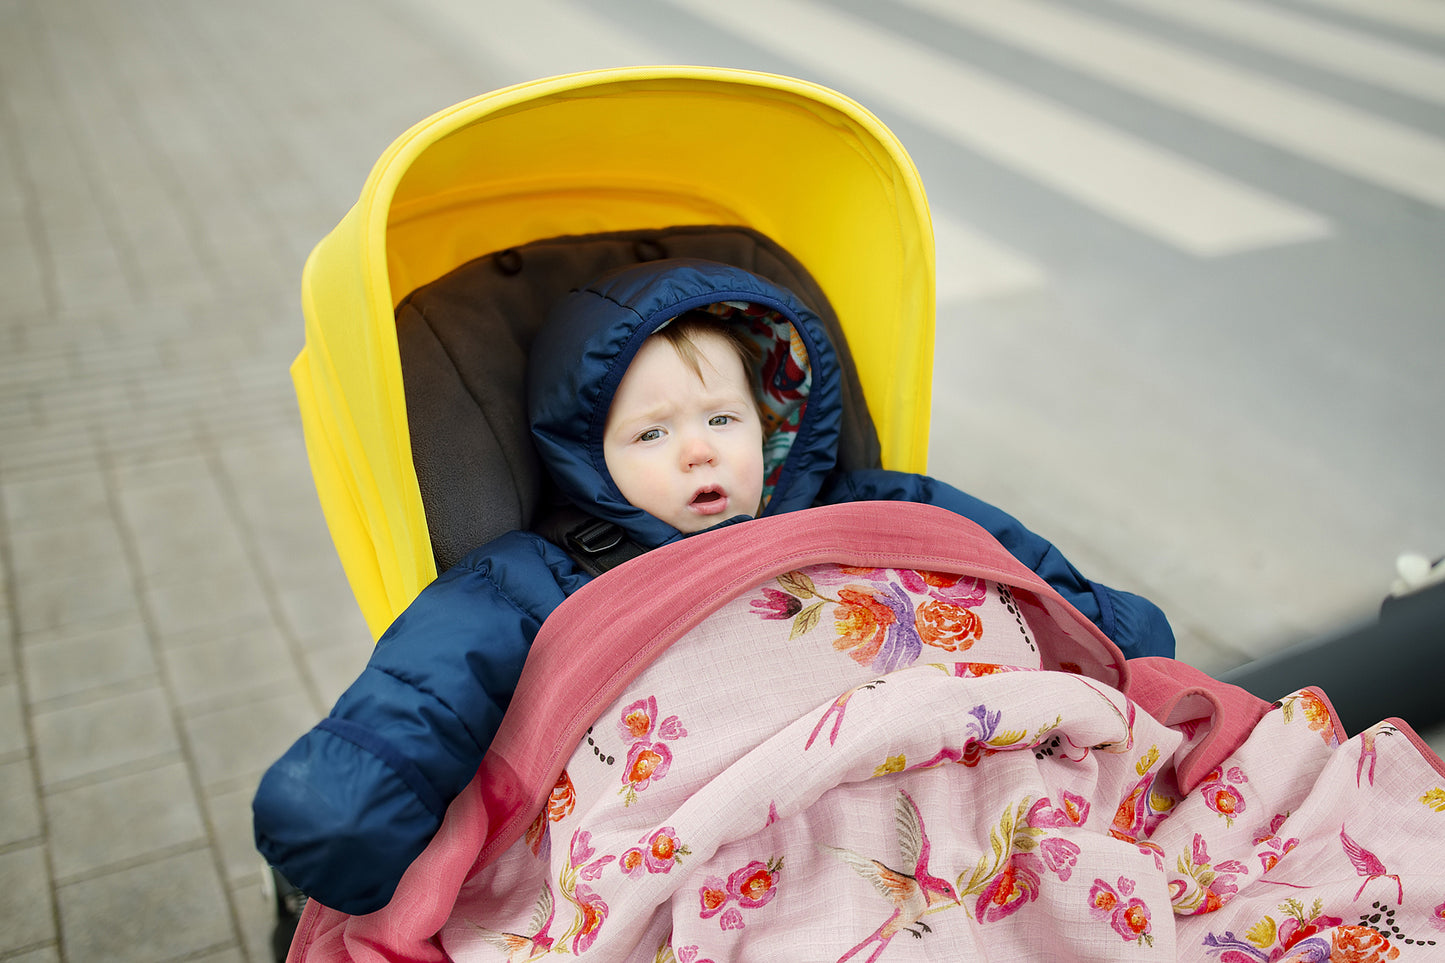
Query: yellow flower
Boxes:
[
  {"xmin": 874, "ymin": 754, "xmax": 907, "ymax": 777},
  {"xmin": 1245, "ymin": 915, "xmax": 1277, "ymax": 948}
]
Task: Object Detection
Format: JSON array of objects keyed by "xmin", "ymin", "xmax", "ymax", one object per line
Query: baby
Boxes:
[
  {"xmin": 255, "ymin": 258, "xmax": 1175, "ymax": 915},
  {"xmin": 603, "ymin": 315, "xmax": 765, "ymax": 534}
]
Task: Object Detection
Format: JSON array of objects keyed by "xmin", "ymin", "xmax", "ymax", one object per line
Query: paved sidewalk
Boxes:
[
  {"xmin": 0, "ymin": 0, "xmax": 512, "ymax": 959},
  {"xmin": 1, "ymin": 1, "xmax": 1440, "ymax": 962}
]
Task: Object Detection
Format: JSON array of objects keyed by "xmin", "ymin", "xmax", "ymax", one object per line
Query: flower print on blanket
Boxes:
[
  {"xmin": 752, "ymin": 568, "xmax": 988, "ymax": 671},
  {"xmin": 524, "ymin": 769, "xmax": 577, "ymax": 859},
  {"xmin": 1199, "ymin": 765, "xmax": 1250, "ymax": 828},
  {"xmin": 619, "ymin": 826, "xmax": 691, "ymax": 879},
  {"xmin": 554, "ymin": 831, "xmax": 613, "ymax": 954},
  {"xmin": 1169, "ymin": 832, "xmax": 1249, "ymax": 916},
  {"xmin": 616, "ymin": 696, "xmax": 687, "ymax": 806},
  {"xmin": 697, "ymin": 857, "xmax": 783, "ymax": 931},
  {"xmin": 1087, "ymin": 876, "xmax": 1155, "ymax": 947},
  {"xmin": 409, "ymin": 557, "xmax": 1445, "ymax": 963},
  {"xmin": 1276, "ymin": 689, "xmax": 1338, "ymax": 746}
]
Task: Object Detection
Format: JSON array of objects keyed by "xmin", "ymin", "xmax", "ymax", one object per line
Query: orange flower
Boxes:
[
  {"xmin": 625, "ymin": 743, "xmax": 671, "ymax": 789},
  {"xmin": 1300, "ymin": 691, "xmax": 1334, "ymax": 743},
  {"xmin": 545, "ymin": 770, "xmax": 576, "ymax": 822},
  {"xmin": 1330, "ymin": 925, "xmax": 1399, "ymax": 962},
  {"xmin": 916, "ymin": 599, "xmax": 982, "ymax": 651},
  {"xmin": 833, "ymin": 587, "xmax": 895, "ymax": 666}
]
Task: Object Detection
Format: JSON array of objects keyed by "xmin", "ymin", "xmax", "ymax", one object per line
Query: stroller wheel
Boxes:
[{"xmin": 269, "ymin": 866, "xmax": 309, "ymax": 962}]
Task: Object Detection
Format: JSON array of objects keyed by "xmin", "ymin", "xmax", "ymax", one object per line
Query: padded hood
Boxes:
[{"xmin": 528, "ymin": 258, "xmax": 844, "ymax": 549}]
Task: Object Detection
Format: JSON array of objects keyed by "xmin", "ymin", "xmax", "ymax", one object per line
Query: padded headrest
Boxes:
[{"xmin": 395, "ymin": 226, "xmax": 880, "ymax": 572}]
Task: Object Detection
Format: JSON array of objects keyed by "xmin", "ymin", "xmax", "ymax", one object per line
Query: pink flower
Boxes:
[
  {"xmin": 571, "ymin": 885, "xmax": 609, "ymax": 954},
  {"xmin": 698, "ymin": 877, "xmax": 729, "ymax": 919},
  {"xmin": 580, "ymin": 855, "xmax": 613, "ymax": 880},
  {"xmin": 719, "ymin": 908, "xmax": 745, "ymax": 930},
  {"xmin": 619, "ymin": 696, "xmax": 659, "ymax": 743},
  {"xmin": 1088, "ymin": 878, "xmax": 1121, "ymax": 916},
  {"xmin": 643, "ymin": 827, "xmax": 684, "ymax": 874},
  {"xmin": 1088, "ymin": 877, "xmax": 1152, "ymax": 944},
  {"xmin": 1039, "ymin": 837, "xmax": 1080, "ymax": 881},
  {"xmin": 1137, "ymin": 841, "xmax": 1165, "ymax": 871},
  {"xmin": 1430, "ymin": 898, "xmax": 1445, "ymax": 932},
  {"xmin": 727, "ymin": 861, "xmax": 781, "ymax": 909},
  {"xmin": 898, "ymin": 570, "xmax": 988, "ymax": 606},
  {"xmin": 676, "ymin": 947, "xmax": 715, "ymax": 963},
  {"xmin": 569, "ymin": 830, "xmax": 596, "ymax": 866},
  {"xmin": 1028, "ymin": 791, "xmax": 1090, "ymax": 828},
  {"xmin": 1205, "ymin": 784, "xmax": 1246, "ymax": 821},
  {"xmin": 1111, "ymin": 898, "xmax": 1152, "ymax": 943},
  {"xmin": 619, "ymin": 847, "xmax": 646, "ymax": 879},
  {"xmin": 623, "ymin": 741, "xmax": 673, "ymax": 792},
  {"xmin": 656, "ymin": 715, "xmax": 687, "ymax": 741},
  {"xmin": 1252, "ymin": 811, "xmax": 1290, "ymax": 845},
  {"xmin": 975, "ymin": 853, "xmax": 1042, "ymax": 923},
  {"xmin": 751, "ymin": 587, "xmax": 802, "ymax": 620}
]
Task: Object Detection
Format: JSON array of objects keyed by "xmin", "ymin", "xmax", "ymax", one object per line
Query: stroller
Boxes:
[{"xmin": 277, "ymin": 67, "xmax": 1445, "ymax": 961}]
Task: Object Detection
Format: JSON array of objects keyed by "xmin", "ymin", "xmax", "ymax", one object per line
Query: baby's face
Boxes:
[{"xmin": 603, "ymin": 330, "xmax": 765, "ymax": 534}]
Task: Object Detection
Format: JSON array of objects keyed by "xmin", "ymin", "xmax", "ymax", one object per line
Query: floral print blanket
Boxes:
[{"xmin": 286, "ymin": 503, "xmax": 1445, "ymax": 963}]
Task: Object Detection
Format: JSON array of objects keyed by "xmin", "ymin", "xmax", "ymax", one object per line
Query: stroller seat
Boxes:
[{"xmin": 394, "ymin": 224, "xmax": 880, "ymax": 573}]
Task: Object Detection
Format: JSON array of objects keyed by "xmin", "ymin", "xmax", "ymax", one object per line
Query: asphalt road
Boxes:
[{"xmin": 390, "ymin": 0, "xmax": 1445, "ymax": 672}]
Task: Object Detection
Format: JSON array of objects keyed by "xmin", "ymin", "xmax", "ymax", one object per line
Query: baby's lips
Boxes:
[{"xmin": 689, "ymin": 487, "xmax": 729, "ymax": 515}]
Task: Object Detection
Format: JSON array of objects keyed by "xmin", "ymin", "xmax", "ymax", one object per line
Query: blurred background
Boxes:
[{"xmin": 1, "ymin": 0, "xmax": 1441, "ymax": 959}]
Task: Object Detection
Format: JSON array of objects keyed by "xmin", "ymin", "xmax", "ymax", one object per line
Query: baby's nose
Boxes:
[{"xmin": 681, "ymin": 434, "xmax": 716, "ymax": 468}]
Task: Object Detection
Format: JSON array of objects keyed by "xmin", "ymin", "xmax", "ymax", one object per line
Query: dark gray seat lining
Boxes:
[{"xmin": 396, "ymin": 225, "xmax": 881, "ymax": 572}]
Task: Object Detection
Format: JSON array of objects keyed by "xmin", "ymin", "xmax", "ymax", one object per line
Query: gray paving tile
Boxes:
[
  {"xmin": 0, "ymin": 945, "xmax": 61, "ymax": 963},
  {"xmin": 0, "ymin": 681, "xmax": 25, "ymax": 757},
  {"xmin": 0, "ymin": 238, "xmax": 49, "ymax": 318},
  {"xmin": 182, "ymin": 685, "xmax": 318, "ymax": 790},
  {"xmin": 233, "ymin": 874, "xmax": 281, "ymax": 963},
  {"xmin": 56, "ymin": 848, "xmax": 235, "ymax": 963},
  {"xmin": 1, "ymin": 470, "xmax": 112, "ymax": 534},
  {"xmin": 117, "ymin": 481, "xmax": 253, "ymax": 587},
  {"xmin": 274, "ymin": 572, "xmax": 371, "ymax": 644},
  {"xmin": 144, "ymin": 568, "xmax": 274, "ymax": 642},
  {"xmin": 162, "ymin": 623, "xmax": 298, "ymax": 711},
  {"xmin": 205, "ymin": 782, "xmax": 269, "ymax": 887},
  {"xmin": 6, "ymin": 518, "xmax": 128, "ymax": 585},
  {"xmin": 304, "ymin": 638, "xmax": 371, "ymax": 711},
  {"xmin": 0, "ymin": 757, "xmax": 42, "ymax": 847},
  {"xmin": 110, "ymin": 451, "xmax": 211, "ymax": 493},
  {"xmin": 30, "ymin": 686, "xmax": 180, "ymax": 787},
  {"xmin": 0, "ymin": 845, "xmax": 57, "ymax": 953},
  {"xmin": 20, "ymin": 620, "xmax": 156, "ymax": 704},
  {"xmin": 45, "ymin": 762, "xmax": 207, "ymax": 881},
  {"xmin": 13, "ymin": 564, "xmax": 142, "ymax": 637}
]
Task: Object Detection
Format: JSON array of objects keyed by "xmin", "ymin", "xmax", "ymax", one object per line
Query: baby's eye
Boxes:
[
  {"xmin": 708, "ymin": 414, "xmax": 733, "ymax": 427},
  {"xmin": 637, "ymin": 428, "xmax": 663, "ymax": 442}
]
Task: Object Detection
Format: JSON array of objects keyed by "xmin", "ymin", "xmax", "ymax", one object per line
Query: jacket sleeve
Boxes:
[
  {"xmin": 251, "ymin": 531, "xmax": 589, "ymax": 915},
  {"xmin": 819, "ymin": 470, "xmax": 1175, "ymax": 660}
]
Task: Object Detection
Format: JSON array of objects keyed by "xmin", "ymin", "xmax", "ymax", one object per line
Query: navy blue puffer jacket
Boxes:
[{"xmin": 253, "ymin": 259, "xmax": 1174, "ymax": 914}]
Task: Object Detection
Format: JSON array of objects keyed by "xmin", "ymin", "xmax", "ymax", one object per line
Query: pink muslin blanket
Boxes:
[{"xmin": 287, "ymin": 503, "xmax": 1445, "ymax": 962}]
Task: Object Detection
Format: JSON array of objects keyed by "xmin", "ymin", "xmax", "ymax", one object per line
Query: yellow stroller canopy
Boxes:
[{"xmin": 294, "ymin": 66, "xmax": 937, "ymax": 638}]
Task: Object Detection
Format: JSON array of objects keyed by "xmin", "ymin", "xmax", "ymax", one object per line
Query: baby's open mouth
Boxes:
[{"xmin": 689, "ymin": 487, "xmax": 728, "ymax": 515}]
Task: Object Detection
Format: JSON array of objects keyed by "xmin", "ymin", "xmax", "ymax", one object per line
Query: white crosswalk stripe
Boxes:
[
  {"xmin": 668, "ymin": 0, "xmax": 1331, "ymax": 257},
  {"xmin": 1293, "ymin": 0, "xmax": 1445, "ymax": 37},
  {"xmin": 898, "ymin": 0, "xmax": 1445, "ymax": 211},
  {"xmin": 931, "ymin": 213, "xmax": 1047, "ymax": 304},
  {"xmin": 1106, "ymin": 0, "xmax": 1445, "ymax": 108}
]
